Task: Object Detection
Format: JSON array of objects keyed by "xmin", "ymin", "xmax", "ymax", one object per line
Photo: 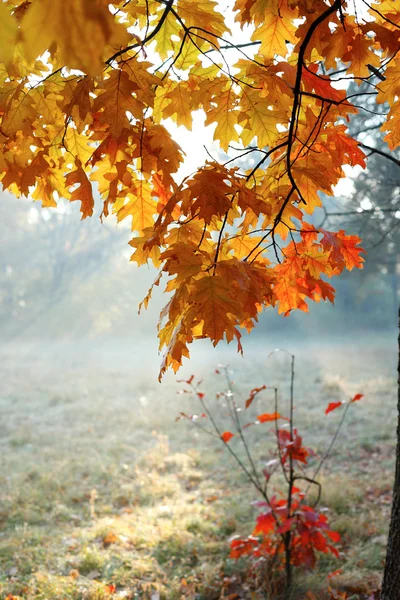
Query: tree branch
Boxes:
[
  {"xmin": 359, "ymin": 143, "xmax": 400, "ymax": 168},
  {"xmin": 106, "ymin": 0, "xmax": 175, "ymax": 64}
]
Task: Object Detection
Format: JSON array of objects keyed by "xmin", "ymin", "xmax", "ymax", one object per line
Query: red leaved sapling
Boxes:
[{"xmin": 177, "ymin": 354, "xmax": 363, "ymax": 598}]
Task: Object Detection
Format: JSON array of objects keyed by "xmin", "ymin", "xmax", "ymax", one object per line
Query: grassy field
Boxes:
[{"xmin": 0, "ymin": 333, "xmax": 397, "ymax": 599}]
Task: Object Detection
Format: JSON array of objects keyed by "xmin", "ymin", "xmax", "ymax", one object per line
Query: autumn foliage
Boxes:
[{"xmin": 0, "ymin": 0, "xmax": 398, "ymax": 375}]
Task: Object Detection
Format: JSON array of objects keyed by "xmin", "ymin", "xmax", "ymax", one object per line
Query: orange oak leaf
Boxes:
[
  {"xmin": 245, "ymin": 385, "xmax": 267, "ymax": 409},
  {"xmin": 257, "ymin": 412, "xmax": 285, "ymax": 423},
  {"xmin": 319, "ymin": 229, "xmax": 365, "ymax": 272},
  {"xmin": 65, "ymin": 160, "xmax": 94, "ymax": 219}
]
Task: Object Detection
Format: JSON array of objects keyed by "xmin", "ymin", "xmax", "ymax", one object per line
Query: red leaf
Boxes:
[
  {"xmin": 197, "ymin": 392, "xmax": 205, "ymax": 399},
  {"xmin": 327, "ymin": 530, "xmax": 341, "ymax": 543},
  {"xmin": 253, "ymin": 510, "xmax": 275, "ymax": 535},
  {"xmin": 351, "ymin": 393, "xmax": 364, "ymax": 403},
  {"xmin": 327, "ymin": 568, "xmax": 342, "ymax": 580},
  {"xmin": 245, "ymin": 384, "xmax": 267, "ymax": 409},
  {"xmin": 325, "ymin": 401, "xmax": 343, "ymax": 415},
  {"xmin": 257, "ymin": 412, "xmax": 284, "ymax": 423},
  {"xmin": 221, "ymin": 431, "xmax": 234, "ymax": 443},
  {"xmin": 312, "ymin": 530, "xmax": 328, "ymax": 552},
  {"xmin": 278, "ymin": 428, "xmax": 309, "ymax": 464},
  {"xmin": 230, "ymin": 536, "xmax": 259, "ymax": 559}
]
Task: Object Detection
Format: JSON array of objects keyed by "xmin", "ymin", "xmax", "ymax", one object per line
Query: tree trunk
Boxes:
[{"xmin": 381, "ymin": 305, "xmax": 400, "ymax": 599}]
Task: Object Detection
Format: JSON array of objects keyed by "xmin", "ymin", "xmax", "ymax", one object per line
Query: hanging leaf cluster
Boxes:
[{"xmin": 0, "ymin": 0, "xmax": 397, "ymax": 376}]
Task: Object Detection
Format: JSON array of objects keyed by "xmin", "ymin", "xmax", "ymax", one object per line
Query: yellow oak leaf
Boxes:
[
  {"xmin": 21, "ymin": 0, "xmax": 130, "ymax": 75},
  {"xmin": 152, "ymin": 11, "xmax": 182, "ymax": 60},
  {"xmin": 64, "ymin": 127, "xmax": 94, "ymax": 165},
  {"xmin": 89, "ymin": 158, "xmax": 118, "ymax": 217},
  {"xmin": 227, "ymin": 235, "xmax": 269, "ymax": 261},
  {"xmin": 129, "ymin": 228, "xmax": 162, "ymax": 267},
  {"xmin": 154, "ymin": 80, "xmax": 193, "ymax": 130},
  {"xmin": 0, "ymin": 4, "xmax": 18, "ymax": 66},
  {"xmin": 0, "ymin": 85, "xmax": 36, "ymax": 137},
  {"xmin": 30, "ymin": 87, "xmax": 63, "ymax": 128},
  {"xmin": 122, "ymin": 0, "xmax": 162, "ymax": 30},
  {"xmin": 239, "ymin": 90, "xmax": 288, "ymax": 148},
  {"xmin": 178, "ymin": 0, "xmax": 229, "ymax": 38},
  {"xmin": 93, "ymin": 69, "xmax": 144, "ymax": 137},
  {"xmin": 158, "ymin": 323, "xmax": 192, "ymax": 378},
  {"xmin": 234, "ymin": 0, "xmax": 281, "ymax": 24},
  {"xmin": 174, "ymin": 39, "xmax": 201, "ymax": 71},
  {"xmin": 205, "ymin": 89, "xmax": 240, "ymax": 151},
  {"xmin": 115, "ymin": 180, "xmax": 157, "ymax": 232},
  {"xmin": 252, "ymin": 11, "xmax": 297, "ymax": 59},
  {"xmin": 31, "ymin": 163, "xmax": 68, "ymax": 208},
  {"xmin": 371, "ymin": 0, "xmax": 399, "ymax": 25},
  {"xmin": 165, "ymin": 222, "xmax": 214, "ymax": 254}
]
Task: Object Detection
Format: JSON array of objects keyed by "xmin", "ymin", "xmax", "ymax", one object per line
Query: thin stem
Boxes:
[
  {"xmin": 284, "ymin": 354, "xmax": 295, "ymax": 595},
  {"xmin": 307, "ymin": 402, "xmax": 351, "ymax": 496},
  {"xmin": 213, "ymin": 211, "xmax": 229, "ymax": 274},
  {"xmin": 275, "ymin": 388, "xmax": 290, "ymax": 485},
  {"xmin": 193, "ymin": 383, "xmax": 264, "ymax": 493},
  {"xmin": 224, "ymin": 368, "xmax": 264, "ymax": 491}
]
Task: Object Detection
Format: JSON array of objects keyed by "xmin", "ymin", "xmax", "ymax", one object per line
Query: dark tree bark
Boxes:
[{"xmin": 382, "ymin": 306, "xmax": 400, "ymax": 599}]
